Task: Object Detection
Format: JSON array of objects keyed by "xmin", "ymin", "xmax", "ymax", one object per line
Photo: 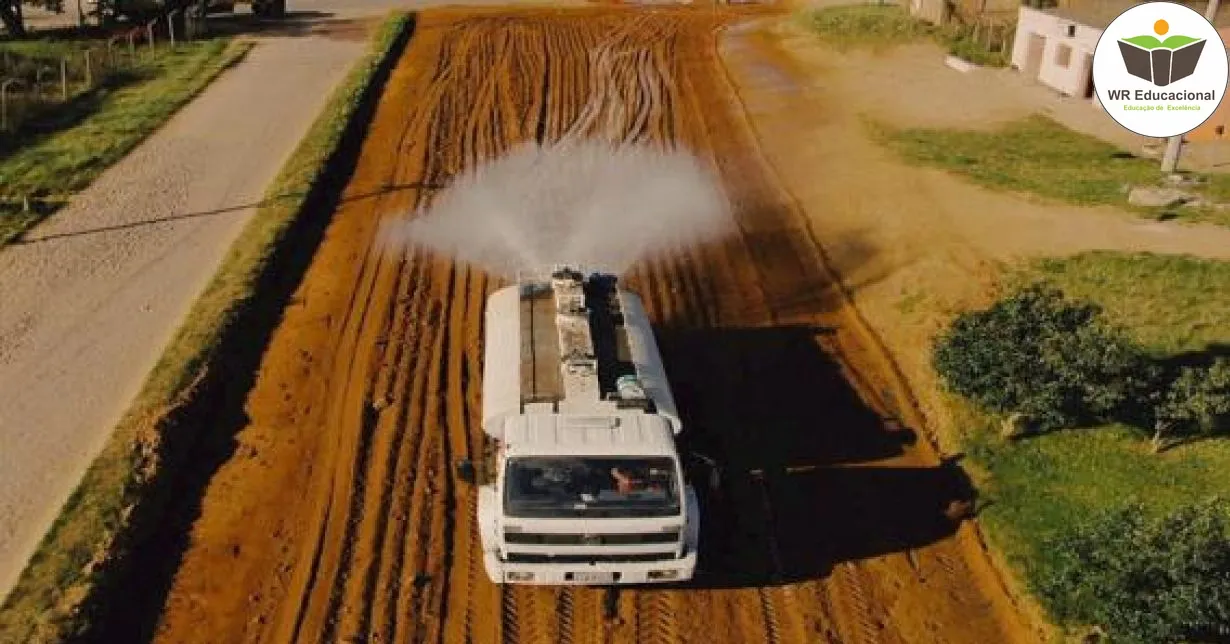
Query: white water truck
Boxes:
[{"xmin": 457, "ymin": 267, "xmax": 716, "ymax": 586}]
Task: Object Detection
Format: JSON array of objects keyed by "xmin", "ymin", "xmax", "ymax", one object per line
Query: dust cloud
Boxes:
[{"xmin": 381, "ymin": 140, "xmax": 734, "ymax": 277}]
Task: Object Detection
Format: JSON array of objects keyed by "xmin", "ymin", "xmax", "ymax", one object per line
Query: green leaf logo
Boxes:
[{"xmin": 1118, "ymin": 20, "xmax": 1206, "ymax": 86}]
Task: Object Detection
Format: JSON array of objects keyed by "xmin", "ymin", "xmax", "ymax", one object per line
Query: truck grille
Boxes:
[
  {"xmin": 504, "ymin": 531, "xmax": 679, "ymax": 545},
  {"xmin": 505, "ymin": 552, "xmax": 677, "ymax": 564}
]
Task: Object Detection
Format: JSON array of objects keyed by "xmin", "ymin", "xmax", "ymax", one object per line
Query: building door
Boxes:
[
  {"xmin": 1078, "ymin": 52, "xmax": 1095, "ymax": 98},
  {"xmin": 1023, "ymin": 33, "xmax": 1045, "ymax": 78}
]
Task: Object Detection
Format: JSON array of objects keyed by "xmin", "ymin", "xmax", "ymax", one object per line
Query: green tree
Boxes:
[
  {"xmin": 1038, "ymin": 499, "xmax": 1230, "ymax": 643},
  {"xmin": 1152, "ymin": 357, "xmax": 1230, "ymax": 452},
  {"xmin": 932, "ymin": 284, "xmax": 1156, "ymax": 432}
]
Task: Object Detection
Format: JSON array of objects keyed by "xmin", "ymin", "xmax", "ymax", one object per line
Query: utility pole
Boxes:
[{"xmin": 1161, "ymin": 0, "xmax": 1221, "ymax": 172}]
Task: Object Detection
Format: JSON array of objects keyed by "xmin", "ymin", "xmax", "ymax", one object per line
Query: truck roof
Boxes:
[
  {"xmin": 502, "ymin": 413, "xmax": 678, "ymax": 458},
  {"xmin": 481, "ymin": 268, "xmax": 681, "ymax": 442}
]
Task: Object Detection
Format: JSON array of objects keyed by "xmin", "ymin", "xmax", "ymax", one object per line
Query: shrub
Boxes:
[
  {"xmin": 1152, "ymin": 357, "xmax": 1230, "ymax": 450},
  {"xmin": 1037, "ymin": 499, "xmax": 1230, "ymax": 643},
  {"xmin": 801, "ymin": 5, "xmax": 935, "ymax": 51},
  {"xmin": 933, "ymin": 285, "xmax": 1156, "ymax": 431}
]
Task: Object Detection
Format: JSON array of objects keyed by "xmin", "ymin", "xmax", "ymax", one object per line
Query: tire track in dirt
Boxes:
[{"xmin": 149, "ymin": 8, "xmax": 1036, "ymax": 644}]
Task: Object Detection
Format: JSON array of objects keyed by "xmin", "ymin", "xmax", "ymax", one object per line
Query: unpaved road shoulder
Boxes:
[
  {"xmin": 719, "ymin": 20, "xmax": 1230, "ymax": 451},
  {"xmin": 0, "ymin": 29, "xmax": 367, "ymax": 600}
]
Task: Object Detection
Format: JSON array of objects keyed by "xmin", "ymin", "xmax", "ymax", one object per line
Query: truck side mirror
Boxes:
[
  {"xmin": 455, "ymin": 459, "xmax": 476, "ymax": 484},
  {"xmin": 687, "ymin": 452, "xmax": 721, "ymax": 492}
]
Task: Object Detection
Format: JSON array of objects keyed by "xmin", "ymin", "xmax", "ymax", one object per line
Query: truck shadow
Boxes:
[{"xmin": 656, "ymin": 324, "xmax": 975, "ymax": 589}]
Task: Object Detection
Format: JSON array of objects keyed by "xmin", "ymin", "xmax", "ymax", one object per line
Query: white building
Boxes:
[
  {"xmin": 1011, "ymin": 1, "xmax": 1229, "ymax": 104},
  {"xmin": 1012, "ymin": 4, "xmax": 1102, "ymax": 100}
]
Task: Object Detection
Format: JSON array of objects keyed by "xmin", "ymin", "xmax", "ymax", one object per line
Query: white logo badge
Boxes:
[{"xmin": 1092, "ymin": 1, "xmax": 1229, "ymax": 137}]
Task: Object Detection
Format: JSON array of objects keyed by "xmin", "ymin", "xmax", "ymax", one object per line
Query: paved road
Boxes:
[{"xmin": 0, "ymin": 24, "xmax": 366, "ymax": 601}]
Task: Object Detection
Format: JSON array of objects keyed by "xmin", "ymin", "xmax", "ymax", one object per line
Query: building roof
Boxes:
[{"xmin": 1047, "ymin": 0, "xmax": 1230, "ymax": 30}]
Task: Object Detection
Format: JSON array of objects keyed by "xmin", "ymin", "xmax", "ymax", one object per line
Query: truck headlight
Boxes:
[
  {"xmin": 647, "ymin": 570, "xmax": 679, "ymax": 581},
  {"xmin": 506, "ymin": 571, "xmax": 534, "ymax": 582}
]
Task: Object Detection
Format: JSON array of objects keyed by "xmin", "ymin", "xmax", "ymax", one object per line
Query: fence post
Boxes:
[
  {"xmin": 147, "ymin": 23, "xmax": 155, "ymax": 49},
  {"xmin": 168, "ymin": 11, "xmax": 177, "ymax": 47},
  {"xmin": 84, "ymin": 50, "xmax": 93, "ymax": 88},
  {"xmin": 35, "ymin": 67, "xmax": 48, "ymax": 99},
  {"xmin": 60, "ymin": 58, "xmax": 68, "ymax": 101},
  {"xmin": 128, "ymin": 32, "xmax": 136, "ymax": 60}
]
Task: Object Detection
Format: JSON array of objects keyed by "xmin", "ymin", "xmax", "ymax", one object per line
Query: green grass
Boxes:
[
  {"xmin": 876, "ymin": 114, "xmax": 1161, "ymax": 205},
  {"xmin": 877, "ymin": 114, "xmax": 1230, "ymax": 226},
  {"xmin": 960, "ymin": 251, "xmax": 1230, "ymax": 636},
  {"xmin": 0, "ymin": 12, "xmax": 412, "ymax": 643},
  {"xmin": 1024, "ymin": 251, "xmax": 1230, "ymax": 356},
  {"xmin": 797, "ymin": 4, "xmax": 1010, "ymax": 66},
  {"xmin": 946, "ymin": 30, "xmax": 1009, "ymax": 67},
  {"xmin": 0, "ymin": 38, "xmax": 91, "ymax": 59},
  {"xmin": 970, "ymin": 419, "xmax": 1230, "ymax": 551},
  {"xmin": 0, "ymin": 38, "xmax": 250, "ymax": 245},
  {"xmin": 797, "ymin": 4, "xmax": 937, "ymax": 51}
]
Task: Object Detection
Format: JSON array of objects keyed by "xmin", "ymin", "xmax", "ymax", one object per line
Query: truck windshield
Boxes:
[{"xmin": 504, "ymin": 456, "xmax": 680, "ymax": 518}]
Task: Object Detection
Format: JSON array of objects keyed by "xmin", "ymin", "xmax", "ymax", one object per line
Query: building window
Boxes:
[
  {"xmin": 1055, "ymin": 43, "xmax": 1073, "ymax": 68},
  {"xmin": 1217, "ymin": 125, "xmax": 1226, "ymax": 137},
  {"xmin": 1066, "ymin": 24, "xmax": 1076, "ymax": 37}
]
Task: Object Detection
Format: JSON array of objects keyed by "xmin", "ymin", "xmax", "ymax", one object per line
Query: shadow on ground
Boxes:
[
  {"xmin": 204, "ymin": 11, "xmax": 373, "ymax": 41},
  {"xmin": 659, "ymin": 324, "xmax": 975, "ymax": 589},
  {"xmin": 0, "ymin": 69, "xmax": 148, "ymax": 163}
]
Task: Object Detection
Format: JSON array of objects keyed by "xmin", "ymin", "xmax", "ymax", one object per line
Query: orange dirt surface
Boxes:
[{"xmin": 148, "ymin": 7, "xmax": 1039, "ymax": 644}]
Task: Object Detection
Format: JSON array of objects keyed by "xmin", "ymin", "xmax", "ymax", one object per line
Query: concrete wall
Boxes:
[
  {"xmin": 1011, "ymin": 6, "xmax": 1102, "ymax": 98},
  {"xmin": 909, "ymin": 0, "xmax": 950, "ymax": 26}
]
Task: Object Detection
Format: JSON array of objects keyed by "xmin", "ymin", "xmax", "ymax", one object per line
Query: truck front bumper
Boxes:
[{"xmin": 482, "ymin": 550, "xmax": 697, "ymax": 585}]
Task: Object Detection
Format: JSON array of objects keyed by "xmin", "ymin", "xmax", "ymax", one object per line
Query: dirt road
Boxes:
[{"xmin": 146, "ymin": 8, "xmax": 1038, "ymax": 643}]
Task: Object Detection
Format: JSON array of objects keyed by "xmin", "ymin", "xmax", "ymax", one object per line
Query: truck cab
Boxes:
[{"xmin": 472, "ymin": 268, "xmax": 701, "ymax": 585}]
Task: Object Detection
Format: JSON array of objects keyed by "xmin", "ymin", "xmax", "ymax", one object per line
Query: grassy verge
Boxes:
[
  {"xmin": 875, "ymin": 114, "xmax": 1230, "ymax": 226},
  {"xmin": 796, "ymin": 4, "xmax": 1009, "ymax": 66},
  {"xmin": 797, "ymin": 4, "xmax": 935, "ymax": 51},
  {"xmin": 0, "ymin": 12, "xmax": 413, "ymax": 642},
  {"xmin": 957, "ymin": 251, "xmax": 1230, "ymax": 639},
  {"xmin": 0, "ymin": 38, "xmax": 251, "ymax": 245}
]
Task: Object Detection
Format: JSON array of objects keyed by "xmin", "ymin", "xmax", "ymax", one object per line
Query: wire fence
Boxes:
[{"xmin": 0, "ymin": 9, "xmax": 205, "ymax": 137}]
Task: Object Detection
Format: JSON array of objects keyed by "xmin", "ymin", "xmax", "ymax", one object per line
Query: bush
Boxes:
[
  {"xmin": 1154, "ymin": 357, "xmax": 1230, "ymax": 448},
  {"xmin": 800, "ymin": 5, "xmax": 936, "ymax": 51},
  {"xmin": 946, "ymin": 32, "xmax": 1009, "ymax": 68},
  {"xmin": 1037, "ymin": 499, "xmax": 1230, "ymax": 643},
  {"xmin": 933, "ymin": 285, "xmax": 1157, "ymax": 431}
]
